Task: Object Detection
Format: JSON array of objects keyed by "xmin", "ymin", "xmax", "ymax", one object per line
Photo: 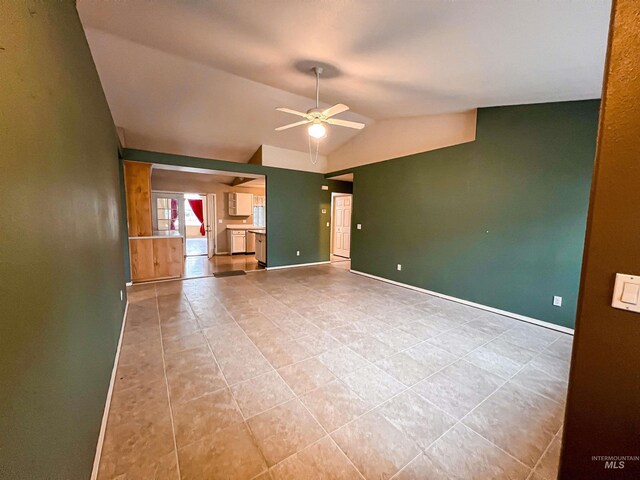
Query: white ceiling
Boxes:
[{"xmin": 78, "ymin": 0, "xmax": 611, "ymax": 162}]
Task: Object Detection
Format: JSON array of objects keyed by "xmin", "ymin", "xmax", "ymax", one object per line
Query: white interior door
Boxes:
[
  {"xmin": 206, "ymin": 194, "xmax": 216, "ymax": 258},
  {"xmin": 332, "ymin": 194, "xmax": 352, "ymax": 258}
]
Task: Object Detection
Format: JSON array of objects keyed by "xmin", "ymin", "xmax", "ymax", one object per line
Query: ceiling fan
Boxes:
[{"xmin": 275, "ymin": 66, "xmax": 365, "ymax": 139}]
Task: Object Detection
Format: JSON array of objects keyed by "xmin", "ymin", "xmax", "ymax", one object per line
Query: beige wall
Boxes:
[
  {"xmin": 327, "ymin": 110, "xmax": 477, "ymax": 172},
  {"xmin": 151, "ymin": 170, "xmax": 265, "ymax": 253},
  {"xmin": 186, "ymin": 225, "xmax": 203, "ymax": 238},
  {"xmin": 261, "ymin": 144, "xmax": 328, "ymax": 173}
]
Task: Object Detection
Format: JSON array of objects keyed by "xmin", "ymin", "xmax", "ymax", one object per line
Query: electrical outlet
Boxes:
[
  {"xmin": 296, "ymin": 251, "xmax": 300, "ymax": 256},
  {"xmin": 357, "ymin": 224, "xmax": 362, "ymax": 230},
  {"xmin": 397, "ymin": 264, "xmax": 402, "ymax": 271},
  {"xmin": 120, "ymin": 290, "xmax": 123, "ymax": 301},
  {"xmin": 553, "ymin": 296, "xmax": 562, "ymax": 307},
  {"xmin": 326, "ymin": 222, "xmax": 330, "ymax": 227}
]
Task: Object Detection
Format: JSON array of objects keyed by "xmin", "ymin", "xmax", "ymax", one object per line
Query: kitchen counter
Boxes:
[
  {"xmin": 129, "ymin": 234, "xmax": 184, "ymax": 239},
  {"xmin": 226, "ymin": 225, "xmax": 262, "ymax": 230},
  {"xmin": 248, "ymin": 229, "xmax": 266, "ymax": 234}
]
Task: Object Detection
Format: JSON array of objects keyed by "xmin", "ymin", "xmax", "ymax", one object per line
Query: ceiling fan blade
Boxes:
[
  {"xmin": 276, "ymin": 107, "xmax": 309, "ymax": 118},
  {"xmin": 322, "ymin": 103, "xmax": 349, "ymax": 118},
  {"xmin": 275, "ymin": 119, "xmax": 310, "ymax": 131},
  {"xmin": 325, "ymin": 118, "xmax": 365, "ymax": 130}
]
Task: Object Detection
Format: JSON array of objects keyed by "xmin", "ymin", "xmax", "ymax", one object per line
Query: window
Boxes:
[
  {"xmin": 253, "ymin": 195, "xmax": 266, "ymax": 227},
  {"xmin": 156, "ymin": 197, "xmax": 180, "ymax": 232}
]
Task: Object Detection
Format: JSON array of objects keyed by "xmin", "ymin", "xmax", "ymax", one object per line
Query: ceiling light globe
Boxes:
[{"xmin": 308, "ymin": 122, "xmax": 326, "ymax": 139}]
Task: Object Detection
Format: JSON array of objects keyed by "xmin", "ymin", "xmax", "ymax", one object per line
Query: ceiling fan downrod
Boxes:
[{"xmin": 313, "ymin": 66, "xmax": 323, "ymax": 109}]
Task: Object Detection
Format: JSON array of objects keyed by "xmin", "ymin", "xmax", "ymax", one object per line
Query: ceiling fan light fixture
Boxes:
[{"xmin": 308, "ymin": 121, "xmax": 326, "ymax": 139}]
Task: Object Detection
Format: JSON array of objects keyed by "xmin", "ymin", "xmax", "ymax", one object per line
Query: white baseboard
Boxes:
[
  {"xmin": 266, "ymin": 260, "xmax": 331, "ymax": 271},
  {"xmin": 91, "ymin": 301, "xmax": 129, "ymax": 480},
  {"xmin": 350, "ymin": 269, "xmax": 574, "ymax": 335},
  {"xmin": 125, "ymin": 281, "xmax": 132, "ymax": 287}
]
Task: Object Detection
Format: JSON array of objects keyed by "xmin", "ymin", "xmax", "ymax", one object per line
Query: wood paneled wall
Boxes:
[
  {"xmin": 129, "ymin": 237, "xmax": 183, "ymax": 282},
  {"xmin": 124, "ymin": 161, "xmax": 152, "ymax": 236}
]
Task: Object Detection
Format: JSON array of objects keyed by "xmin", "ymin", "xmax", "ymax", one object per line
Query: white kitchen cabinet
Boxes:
[
  {"xmin": 228, "ymin": 229, "xmax": 247, "ymax": 254},
  {"xmin": 255, "ymin": 232, "xmax": 266, "ymax": 265},
  {"xmin": 228, "ymin": 192, "xmax": 253, "ymax": 216}
]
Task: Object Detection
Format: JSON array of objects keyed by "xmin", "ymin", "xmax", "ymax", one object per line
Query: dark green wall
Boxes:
[
  {"xmin": 0, "ymin": 2, "xmax": 127, "ymax": 479},
  {"xmin": 340, "ymin": 101, "xmax": 598, "ymax": 329},
  {"xmin": 122, "ymin": 149, "xmax": 352, "ymax": 269}
]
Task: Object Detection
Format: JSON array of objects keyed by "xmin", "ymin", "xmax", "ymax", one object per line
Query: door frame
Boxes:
[
  {"xmin": 206, "ymin": 193, "xmax": 217, "ymax": 257},
  {"xmin": 330, "ymin": 193, "xmax": 353, "ymax": 260},
  {"xmin": 152, "ymin": 190, "xmax": 212, "ymax": 256}
]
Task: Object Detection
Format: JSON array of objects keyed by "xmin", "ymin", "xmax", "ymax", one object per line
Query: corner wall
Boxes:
[
  {"xmin": 342, "ymin": 101, "xmax": 599, "ymax": 329},
  {"xmin": 0, "ymin": 2, "xmax": 127, "ymax": 478}
]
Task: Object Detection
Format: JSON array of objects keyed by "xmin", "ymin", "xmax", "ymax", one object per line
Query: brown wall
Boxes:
[
  {"xmin": 559, "ymin": 0, "xmax": 640, "ymax": 477},
  {"xmin": 150, "ymin": 170, "xmax": 265, "ymax": 252}
]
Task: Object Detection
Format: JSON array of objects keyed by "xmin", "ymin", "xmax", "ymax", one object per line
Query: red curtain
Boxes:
[
  {"xmin": 188, "ymin": 199, "xmax": 205, "ymax": 236},
  {"xmin": 170, "ymin": 198, "xmax": 179, "ymax": 231}
]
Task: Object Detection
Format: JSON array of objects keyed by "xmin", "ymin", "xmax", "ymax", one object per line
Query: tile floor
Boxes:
[{"xmin": 98, "ymin": 264, "xmax": 570, "ymax": 480}]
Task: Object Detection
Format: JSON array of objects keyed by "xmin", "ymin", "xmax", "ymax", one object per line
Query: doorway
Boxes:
[
  {"xmin": 331, "ymin": 193, "xmax": 353, "ymax": 261},
  {"xmin": 184, "ymin": 193, "xmax": 212, "ymax": 257},
  {"xmin": 150, "ymin": 165, "xmax": 266, "ymax": 279}
]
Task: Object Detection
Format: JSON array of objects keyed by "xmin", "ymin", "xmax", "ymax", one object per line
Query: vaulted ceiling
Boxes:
[{"xmin": 78, "ymin": 0, "xmax": 611, "ymax": 162}]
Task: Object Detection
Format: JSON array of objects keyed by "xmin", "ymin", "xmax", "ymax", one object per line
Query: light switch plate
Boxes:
[
  {"xmin": 553, "ymin": 296, "xmax": 562, "ymax": 307},
  {"xmin": 321, "ymin": 185, "xmax": 329, "ymax": 191},
  {"xmin": 612, "ymin": 273, "xmax": 640, "ymax": 313},
  {"xmin": 357, "ymin": 224, "xmax": 362, "ymax": 230},
  {"xmin": 322, "ymin": 209, "xmax": 326, "ymax": 214}
]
